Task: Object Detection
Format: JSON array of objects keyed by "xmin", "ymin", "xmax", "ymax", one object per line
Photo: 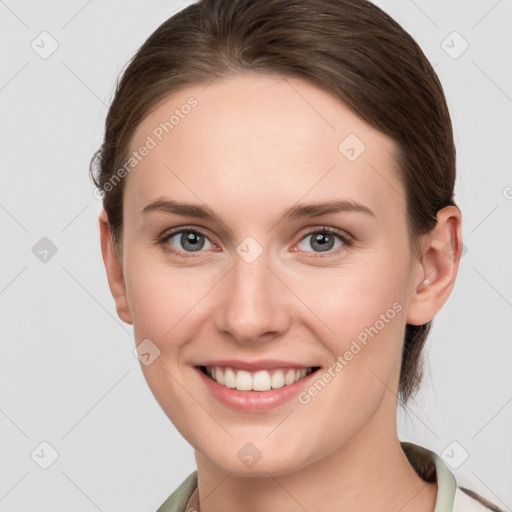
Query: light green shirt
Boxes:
[{"xmin": 155, "ymin": 441, "xmax": 498, "ymax": 512}]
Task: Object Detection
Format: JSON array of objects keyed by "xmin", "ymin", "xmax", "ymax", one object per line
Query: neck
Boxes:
[{"xmin": 193, "ymin": 392, "xmax": 438, "ymax": 512}]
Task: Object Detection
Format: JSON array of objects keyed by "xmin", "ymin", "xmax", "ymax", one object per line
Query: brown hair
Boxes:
[{"xmin": 90, "ymin": 0, "xmax": 457, "ymax": 406}]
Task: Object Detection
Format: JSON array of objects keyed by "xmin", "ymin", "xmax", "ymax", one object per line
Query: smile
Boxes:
[{"xmin": 199, "ymin": 366, "xmax": 319, "ymax": 391}]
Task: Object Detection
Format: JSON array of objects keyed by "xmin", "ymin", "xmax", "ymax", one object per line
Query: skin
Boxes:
[{"xmin": 99, "ymin": 73, "xmax": 462, "ymax": 512}]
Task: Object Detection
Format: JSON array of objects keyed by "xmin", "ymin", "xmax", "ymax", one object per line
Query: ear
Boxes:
[
  {"xmin": 98, "ymin": 209, "xmax": 133, "ymax": 325},
  {"xmin": 406, "ymin": 205, "xmax": 463, "ymax": 326}
]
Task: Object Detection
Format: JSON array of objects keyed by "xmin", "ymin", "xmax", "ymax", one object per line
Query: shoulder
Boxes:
[
  {"xmin": 454, "ymin": 486, "xmax": 504, "ymax": 512},
  {"xmin": 155, "ymin": 471, "xmax": 198, "ymax": 512}
]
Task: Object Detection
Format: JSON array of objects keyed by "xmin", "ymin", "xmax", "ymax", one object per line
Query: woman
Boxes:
[{"xmin": 90, "ymin": 0, "xmax": 501, "ymax": 510}]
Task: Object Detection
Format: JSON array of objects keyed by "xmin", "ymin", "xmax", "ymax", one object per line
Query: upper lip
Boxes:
[{"xmin": 197, "ymin": 359, "xmax": 317, "ymax": 371}]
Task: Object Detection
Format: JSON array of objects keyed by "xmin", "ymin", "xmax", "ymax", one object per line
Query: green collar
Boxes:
[
  {"xmin": 402, "ymin": 441, "xmax": 457, "ymax": 512},
  {"xmin": 156, "ymin": 441, "xmax": 457, "ymax": 512}
]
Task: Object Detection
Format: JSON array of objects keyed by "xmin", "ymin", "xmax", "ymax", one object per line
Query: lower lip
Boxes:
[{"xmin": 196, "ymin": 367, "xmax": 319, "ymax": 411}]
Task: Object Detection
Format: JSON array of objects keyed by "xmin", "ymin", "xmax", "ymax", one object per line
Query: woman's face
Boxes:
[{"xmin": 117, "ymin": 73, "xmax": 425, "ymax": 475}]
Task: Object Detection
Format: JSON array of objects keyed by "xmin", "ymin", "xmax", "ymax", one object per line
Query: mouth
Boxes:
[{"xmin": 198, "ymin": 365, "xmax": 321, "ymax": 392}]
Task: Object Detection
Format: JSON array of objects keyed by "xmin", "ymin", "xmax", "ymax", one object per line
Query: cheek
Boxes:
[
  {"xmin": 299, "ymin": 252, "xmax": 408, "ymax": 336},
  {"xmin": 125, "ymin": 251, "xmax": 210, "ymax": 344},
  {"xmin": 291, "ymin": 247, "xmax": 410, "ymax": 383},
  {"xmin": 294, "ymin": 266, "xmax": 407, "ymax": 432}
]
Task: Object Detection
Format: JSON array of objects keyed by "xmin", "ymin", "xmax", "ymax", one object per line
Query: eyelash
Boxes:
[{"xmin": 156, "ymin": 225, "xmax": 354, "ymax": 259}]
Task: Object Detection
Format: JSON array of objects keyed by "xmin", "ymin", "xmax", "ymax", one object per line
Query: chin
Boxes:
[{"xmin": 196, "ymin": 440, "xmax": 314, "ymax": 478}]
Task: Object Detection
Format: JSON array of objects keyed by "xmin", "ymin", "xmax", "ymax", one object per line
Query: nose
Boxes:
[{"xmin": 213, "ymin": 250, "xmax": 291, "ymax": 345}]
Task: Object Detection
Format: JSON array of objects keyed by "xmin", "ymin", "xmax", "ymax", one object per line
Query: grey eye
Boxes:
[
  {"xmin": 297, "ymin": 231, "xmax": 345, "ymax": 253},
  {"xmin": 166, "ymin": 230, "xmax": 214, "ymax": 252}
]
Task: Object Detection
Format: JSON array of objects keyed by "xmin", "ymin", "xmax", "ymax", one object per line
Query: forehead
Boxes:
[{"xmin": 125, "ymin": 73, "xmax": 404, "ymax": 226}]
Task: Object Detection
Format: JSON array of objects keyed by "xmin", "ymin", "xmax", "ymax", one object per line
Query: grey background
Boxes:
[{"xmin": 1, "ymin": 0, "xmax": 511, "ymax": 510}]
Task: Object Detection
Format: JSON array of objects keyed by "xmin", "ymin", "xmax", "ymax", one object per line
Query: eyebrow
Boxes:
[{"xmin": 141, "ymin": 198, "xmax": 375, "ymax": 226}]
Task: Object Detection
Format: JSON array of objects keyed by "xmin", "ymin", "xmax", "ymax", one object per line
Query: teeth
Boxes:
[
  {"xmin": 284, "ymin": 369, "xmax": 296, "ymax": 385},
  {"xmin": 271, "ymin": 370, "xmax": 284, "ymax": 389},
  {"xmin": 235, "ymin": 370, "xmax": 253, "ymax": 391},
  {"xmin": 204, "ymin": 366, "xmax": 314, "ymax": 391},
  {"xmin": 253, "ymin": 370, "xmax": 272, "ymax": 391},
  {"xmin": 224, "ymin": 368, "xmax": 236, "ymax": 388}
]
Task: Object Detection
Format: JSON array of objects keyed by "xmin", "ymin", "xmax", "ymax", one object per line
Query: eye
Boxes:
[
  {"xmin": 295, "ymin": 227, "xmax": 352, "ymax": 256},
  {"xmin": 157, "ymin": 225, "xmax": 353, "ymax": 258},
  {"xmin": 159, "ymin": 227, "xmax": 216, "ymax": 256}
]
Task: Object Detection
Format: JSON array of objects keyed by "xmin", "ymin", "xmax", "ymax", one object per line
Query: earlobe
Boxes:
[
  {"xmin": 406, "ymin": 205, "xmax": 463, "ymax": 326},
  {"xmin": 98, "ymin": 209, "xmax": 133, "ymax": 325}
]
